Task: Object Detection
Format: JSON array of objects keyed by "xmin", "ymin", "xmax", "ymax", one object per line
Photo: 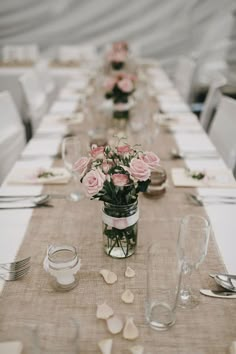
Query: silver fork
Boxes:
[
  {"xmin": 0, "ymin": 265, "xmax": 30, "ymax": 281},
  {"xmin": 0, "ymin": 256, "xmax": 31, "ymax": 271}
]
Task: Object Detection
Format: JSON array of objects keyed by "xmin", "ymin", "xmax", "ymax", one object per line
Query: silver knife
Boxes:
[{"xmin": 200, "ymin": 289, "xmax": 236, "ymax": 298}]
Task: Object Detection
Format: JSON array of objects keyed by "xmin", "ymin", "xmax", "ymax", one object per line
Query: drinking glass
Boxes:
[
  {"xmin": 146, "ymin": 241, "xmax": 181, "ymax": 331},
  {"xmin": 62, "ymin": 136, "xmax": 84, "ymax": 202},
  {"xmin": 0, "ymin": 321, "xmax": 36, "ymax": 354},
  {"xmin": 43, "ymin": 244, "xmax": 81, "ymax": 292},
  {"xmin": 177, "ymin": 215, "xmax": 210, "ymax": 308},
  {"xmin": 35, "ymin": 319, "xmax": 79, "ymax": 354}
]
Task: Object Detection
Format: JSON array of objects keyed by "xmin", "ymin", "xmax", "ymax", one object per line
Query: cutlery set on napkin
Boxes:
[
  {"xmin": 171, "ymin": 167, "xmax": 236, "ymax": 188},
  {"xmin": 0, "ymin": 195, "xmax": 51, "ymax": 209},
  {"xmin": 200, "ymin": 273, "xmax": 236, "ymax": 299},
  {"xmin": 6, "ymin": 167, "xmax": 70, "ymax": 185}
]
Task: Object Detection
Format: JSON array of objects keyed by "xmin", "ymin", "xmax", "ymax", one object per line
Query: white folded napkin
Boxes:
[
  {"xmin": 0, "ymin": 341, "xmax": 23, "ymax": 354},
  {"xmin": 22, "ymin": 138, "xmax": 61, "ymax": 158},
  {"xmin": 7, "ymin": 167, "xmax": 71, "ymax": 185},
  {"xmin": 66, "ymin": 79, "xmax": 89, "ymax": 91},
  {"xmin": 50, "ymin": 100, "xmax": 78, "ymax": 115},
  {"xmin": 59, "ymin": 88, "xmax": 86, "ymax": 101},
  {"xmin": 36, "ymin": 122, "xmax": 69, "ymax": 136},
  {"xmin": 159, "ymin": 101, "xmax": 190, "ymax": 113},
  {"xmin": 171, "ymin": 168, "xmax": 236, "ymax": 188}
]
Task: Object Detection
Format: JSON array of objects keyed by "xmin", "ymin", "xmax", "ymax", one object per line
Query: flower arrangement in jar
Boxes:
[
  {"xmin": 106, "ymin": 41, "xmax": 129, "ymax": 70},
  {"xmin": 74, "ymin": 138, "xmax": 160, "ymax": 258},
  {"xmin": 104, "ymin": 73, "xmax": 137, "ymax": 120}
]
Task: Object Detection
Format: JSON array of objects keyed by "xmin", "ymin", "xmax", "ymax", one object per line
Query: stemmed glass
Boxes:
[
  {"xmin": 177, "ymin": 215, "xmax": 210, "ymax": 308},
  {"xmin": 62, "ymin": 137, "xmax": 84, "ymax": 202}
]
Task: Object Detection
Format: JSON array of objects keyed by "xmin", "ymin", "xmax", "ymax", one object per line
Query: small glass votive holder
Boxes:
[
  {"xmin": 144, "ymin": 166, "xmax": 167, "ymax": 198},
  {"xmin": 43, "ymin": 245, "xmax": 81, "ymax": 292},
  {"xmin": 88, "ymin": 127, "xmax": 108, "ymax": 147}
]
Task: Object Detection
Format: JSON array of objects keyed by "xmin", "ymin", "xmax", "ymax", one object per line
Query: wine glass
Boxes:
[
  {"xmin": 177, "ymin": 215, "xmax": 210, "ymax": 308},
  {"xmin": 62, "ymin": 136, "xmax": 84, "ymax": 202}
]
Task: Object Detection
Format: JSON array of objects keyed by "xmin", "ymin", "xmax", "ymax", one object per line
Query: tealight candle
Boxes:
[{"xmin": 43, "ymin": 245, "xmax": 81, "ymax": 291}]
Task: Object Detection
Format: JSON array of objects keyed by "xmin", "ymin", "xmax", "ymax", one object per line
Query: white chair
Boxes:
[
  {"xmin": 0, "ymin": 91, "xmax": 26, "ymax": 184},
  {"xmin": 57, "ymin": 45, "xmax": 97, "ymax": 62},
  {"xmin": 19, "ymin": 70, "xmax": 48, "ymax": 133},
  {"xmin": 209, "ymin": 96, "xmax": 236, "ymax": 170},
  {"xmin": 35, "ymin": 60, "xmax": 56, "ymax": 103},
  {"xmin": 174, "ymin": 56, "xmax": 197, "ymax": 103},
  {"xmin": 200, "ymin": 75, "xmax": 226, "ymax": 132},
  {"xmin": 2, "ymin": 45, "xmax": 39, "ymax": 63}
]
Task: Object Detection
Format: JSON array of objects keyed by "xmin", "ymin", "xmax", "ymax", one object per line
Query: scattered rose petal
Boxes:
[
  {"xmin": 100, "ymin": 269, "xmax": 117, "ymax": 284},
  {"xmin": 96, "ymin": 302, "xmax": 114, "ymax": 320},
  {"xmin": 121, "ymin": 289, "xmax": 134, "ymax": 304},
  {"xmin": 98, "ymin": 338, "xmax": 113, "ymax": 354},
  {"xmin": 125, "ymin": 266, "xmax": 135, "ymax": 278},
  {"xmin": 129, "ymin": 345, "xmax": 144, "ymax": 354},
  {"xmin": 123, "ymin": 317, "xmax": 139, "ymax": 340},
  {"xmin": 106, "ymin": 315, "xmax": 123, "ymax": 334}
]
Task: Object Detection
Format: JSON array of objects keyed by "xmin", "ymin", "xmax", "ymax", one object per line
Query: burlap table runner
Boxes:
[{"xmin": 0, "ymin": 108, "xmax": 236, "ymax": 353}]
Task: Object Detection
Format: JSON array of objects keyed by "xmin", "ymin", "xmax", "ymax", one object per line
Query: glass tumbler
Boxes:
[
  {"xmin": 146, "ymin": 242, "xmax": 181, "ymax": 330},
  {"xmin": 43, "ymin": 245, "xmax": 81, "ymax": 291},
  {"xmin": 35, "ymin": 319, "xmax": 79, "ymax": 354}
]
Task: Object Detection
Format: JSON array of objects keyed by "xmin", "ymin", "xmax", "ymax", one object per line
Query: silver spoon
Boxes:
[{"xmin": 210, "ymin": 274, "xmax": 236, "ymax": 292}]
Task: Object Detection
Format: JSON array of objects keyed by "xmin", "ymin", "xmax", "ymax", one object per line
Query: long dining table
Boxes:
[{"xmin": 0, "ymin": 60, "xmax": 236, "ymax": 354}]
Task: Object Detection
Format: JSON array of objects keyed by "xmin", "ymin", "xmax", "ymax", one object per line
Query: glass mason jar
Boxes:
[
  {"xmin": 102, "ymin": 201, "xmax": 139, "ymax": 258},
  {"xmin": 43, "ymin": 245, "xmax": 81, "ymax": 291}
]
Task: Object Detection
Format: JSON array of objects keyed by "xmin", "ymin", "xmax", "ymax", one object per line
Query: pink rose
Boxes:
[
  {"xmin": 113, "ymin": 41, "xmax": 128, "ymax": 52},
  {"xmin": 140, "ymin": 151, "xmax": 160, "ymax": 170},
  {"xmin": 102, "ymin": 161, "xmax": 113, "ymax": 174},
  {"xmin": 104, "ymin": 77, "xmax": 117, "ymax": 91},
  {"xmin": 90, "ymin": 145, "xmax": 104, "ymax": 159},
  {"xmin": 111, "ymin": 173, "xmax": 129, "ymax": 187},
  {"xmin": 111, "ymin": 50, "xmax": 127, "ymax": 63},
  {"xmin": 82, "ymin": 168, "xmax": 106, "ymax": 197},
  {"xmin": 73, "ymin": 157, "xmax": 91, "ymax": 177},
  {"xmin": 129, "ymin": 158, "xmax": 150, "ymax": 181},
  {"xmin": 117, "ymin": 78, "xmax": 134, "ymax": 93},
  {"xmin": 117, "ymin": 145, "xmax": 132, "ymax": 154}
]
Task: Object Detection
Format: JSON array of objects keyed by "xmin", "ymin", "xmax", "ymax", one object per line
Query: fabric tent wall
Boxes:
[{"xmin": 0, "ymin": 0, "xmax": 235, "ymax": 77}]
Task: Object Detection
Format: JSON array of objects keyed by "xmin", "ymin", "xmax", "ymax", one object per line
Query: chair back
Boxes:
[
  {"xmin": 57, "ymin": 45, "xmax": 97, "ymax": 62},
  {"xmin": 200, "ymin": 75, "xmax": 226, "ymax": 132},
  {"xmin": 19, "ymin": 70, "xmax": 47, "ymax": 133},
  {"xmin": 2, "ymin": 45, "xmax": 39, "ymax": 63},
  {"xmin": 209, "ymin": 95, "xmax": 236, "ymax": 169},
  {"xmin": 174, "ymin": 56, "xmax": 196, "ymax": 103},
  {"xmin": 35, "ymin": 60, "xmax": 56, "ymax": 97},
  {"xmin": 0, "ymin": 91, "xmax": 25, "ymax": 183}
]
